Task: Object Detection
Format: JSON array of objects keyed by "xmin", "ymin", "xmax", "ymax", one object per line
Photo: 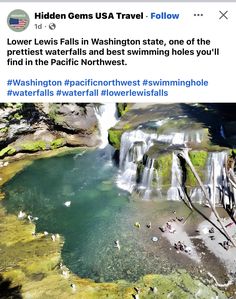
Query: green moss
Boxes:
[
  {"xmin": 3, "ymin": 103, "xmax": 23, "ymax": 109},
  {"xmin": 3, "ymin": 269, "xmax": 26, "ymax": 286},
  {"xmin": 0, "ymin": 127, "xmax": 8, "ymax": 133},
  {"xmin": 141, "ymin": 270, "xmax": 227, "ymax": 299},
  {"xmin": 154, "ymin": 153, "xmax": 172, "ymax": 187},
  {"xmin": 50, "ymin": 138, "xmax": 65, "ymax": 149},
  {"xmin": 186, "ymin": 151, "xmax": 208, "ymax": 187},
  {"xmin": 15, "ymin": 103, "xmax": 23, "ymax": 109},
  {"xmin": 116, "ymin": 103, "xmax": 130, "ymax": 117},
  {"xmin": 108, "ymin": 129, "xmax": 123, "ymax": 149},
  {"xmin": 24, "ymin": 253, "xmax": 60, "ymax": 274},
  {"xmin": 232, "ymin": 149, "xmax": 236, "ymax": 156},
  {"xmin": 0, "ymin": 146, "xmax": 16, "ymax": 158},
  {"xmin": 123, "ymin": 123, "xmax": 131, "ymax": 130},
  {"xmin": 21, "ymin": 141, "xmax": 47, "ymax": 152},
  {"xmin": 189, "ymin": 151, "xmax": 208, "ymax": 167},
  {"xmin": 48, "ymin": 104, "xmax": 64, "ymax": 124},
  {"xmin": 13, "ymin": 113, "xmax": 23, "ymax": 120}
]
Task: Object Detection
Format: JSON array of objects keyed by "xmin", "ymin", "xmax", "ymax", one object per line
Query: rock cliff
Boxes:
[{"xmin": 0, "ymin": 103, "xmax": 100, "ymax": 158}]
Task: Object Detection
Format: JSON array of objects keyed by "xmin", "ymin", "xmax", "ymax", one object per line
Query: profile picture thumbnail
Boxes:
[{"xmin": 7, "ymin": 9, "xmax": 30, "ymax": 32}]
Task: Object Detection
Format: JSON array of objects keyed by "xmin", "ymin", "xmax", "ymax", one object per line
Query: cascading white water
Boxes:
[
  {"xmin": 95, "ymin": 103, "xmax": 118, "ymax": 149},
  {"xmin": 157, "ymin": 130, "xmax": 204, "ymax": 145},
  {"xmin": 117, "ymin": 129, "xmax": 207, "ymax": 198},
  {"xmin": 117, "ymin": 130, "xmax": 157, "ymax": 193},
  {"xmin": 119, "ymin": 130, "xmax": 157, "ymax": 169},
  {"xmin": 206, "ymin": 151, "xmax": 228, "ymax": 205},
  {"xmin": 167, "ymin": 153, "xmax": 184, "ymax": 200},
  {"xmin": 190, "ymin": 151, "xmax": 228, "ymax": 205},
  {"xmin": 139, "ymin": 158, "xmax": 155, "ymax": 200},
  {"xmin": 116, "ymin": 125, "xmax": 220, "ymax": 203}
]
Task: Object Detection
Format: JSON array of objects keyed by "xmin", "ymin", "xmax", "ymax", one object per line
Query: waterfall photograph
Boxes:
[{"xmin": 0, "ymin": 103, "xmax": 235, "ymax": 299}]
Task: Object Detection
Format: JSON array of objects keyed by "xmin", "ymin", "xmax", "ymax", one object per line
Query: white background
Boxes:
[{"xmin": 0, "ymin": 3, "xmax": 235, "ymax": 102}]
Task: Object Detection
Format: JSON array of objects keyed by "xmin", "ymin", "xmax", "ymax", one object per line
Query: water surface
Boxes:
[{"xmin": 2, "ymin": 149, "xmax": 214, "ymax": 282}]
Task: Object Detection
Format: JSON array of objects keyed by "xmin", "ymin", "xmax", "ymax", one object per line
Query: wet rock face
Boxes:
[
  {"xmin": 46, "ymin": 103, "xmax": 98, "ymax": 133},
  {"xmin": 0, "ymin": 103, "xmax": 99, "ymax": 157}
]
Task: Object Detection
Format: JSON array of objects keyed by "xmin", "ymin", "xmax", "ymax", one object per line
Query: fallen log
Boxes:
[{"xmin": 178, "ymin": 148, "xmax": 236, "ymax": 247}]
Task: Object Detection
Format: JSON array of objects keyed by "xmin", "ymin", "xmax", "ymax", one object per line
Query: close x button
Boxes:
[{"xmin": 219, "ymin": 10, "xmax": 228, "ymax": 20}]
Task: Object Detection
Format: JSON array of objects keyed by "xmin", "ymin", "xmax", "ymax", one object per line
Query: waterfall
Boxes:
[
  {"xmin": 157, "ymin": 130, "xmax": 204, "ymax": 145},
  {"xmin": 95, "ymin": 103, "xmax": 118, "ymax": 149},
  {"xmin": 116, "ymin": 129, "xmax": 206, "ymax": 199},
  {"xmin": 139, "ymin": 158, "xmax": 155, "ymax": 200},
  {"xmin": 206, "ymin": 151, "xmax": 228, "ymax": 205},
  {"xmin": 167, "ymin": 153, "xmax": 184, "ymax": 200},
  {"xmin": 115, "ymin": 125, "xmax": 221, "ymax": 204},
  {"xmin": 191, "ymin": 151, "xmax": 228, "ymax": 205},
  {"xmin": 117, "ymin": 130, "xmax": 157, "ymax": 193}
]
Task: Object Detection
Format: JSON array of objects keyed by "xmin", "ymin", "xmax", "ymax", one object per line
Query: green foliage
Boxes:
[
  {"xmin": 108, "ymin": 129, "xmax": 123, "ymax": 149},
  {"xmin": 0, "ymin": 146, "xmax": 16, "ymax": 158},
  {"xmin": 186, "ymin": 151, "xmax": 208, "ymax": 186},
  {"xmin": 21, "ymin": 141, "xmax": 47, "ymax": 152},
  {"xmin": 154, "ymin": 153, "xmax": 172, "ymax": 187},
  {"xmin": 50, "ymin": 138, "xmax": 65, "ymax": 149}
]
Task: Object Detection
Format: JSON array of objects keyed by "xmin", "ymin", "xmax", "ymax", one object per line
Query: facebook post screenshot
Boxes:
[{"xmin": 0, "ymin": 1, "xmax": 236, "ymax": 299}]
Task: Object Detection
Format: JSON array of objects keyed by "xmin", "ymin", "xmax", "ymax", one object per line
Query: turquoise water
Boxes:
[{"xmin": 3, "ymin": 149, "xmax": 198, "ymax": 282}]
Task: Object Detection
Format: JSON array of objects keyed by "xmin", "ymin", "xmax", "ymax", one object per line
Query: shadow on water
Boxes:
[{"xmin": 0, "ymin": 274, "xmax": 22, "ymax": 299}]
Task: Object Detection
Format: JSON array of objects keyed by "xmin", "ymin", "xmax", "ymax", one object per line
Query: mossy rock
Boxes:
[
  {"xmin": 0, "ymin": 146, "xmax": 16, "ymax": 158},
  {"xmin": 108, "ymin": 129, "xmax": 124, "ymax": 149},
  {"xmin": 153, "ymin": 153, "xmax": 172, "ymax": 188},
  {"xmin": 20, "ymin": 141, "xmax": 47, "ymax": 152},
  {"xmin": 141, "ymin": 270, "xmax": 227, "ymax": 299},
  {"xmin": 186, "ymin": 151, "xmax": 208, "ymax": 187},
  {"xmin": 116, "ymin": 103, "xmax": 130, "ymax": 117},
  {"xmin": 0, "ymin": 127, "xmax": 8, "ymax": 133},
  {"xmin": 13, "ymin": 112, "xmax": 23, "ymax": 121},
  {"xmin": 50, "ymin": 138, "xmax": 65, "ymax": 150}
]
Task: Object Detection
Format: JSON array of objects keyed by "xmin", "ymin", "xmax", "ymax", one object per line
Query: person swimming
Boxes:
[{"xmin": 114, "ymin": 240, "xmax": 120, "ymax": 250}]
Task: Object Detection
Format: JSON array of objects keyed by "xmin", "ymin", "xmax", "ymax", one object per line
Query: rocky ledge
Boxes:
[{"xmin": 0, "ymin": 103, "xmax": 100, "ymax": 159}]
